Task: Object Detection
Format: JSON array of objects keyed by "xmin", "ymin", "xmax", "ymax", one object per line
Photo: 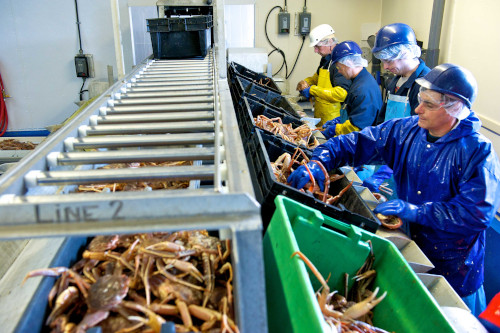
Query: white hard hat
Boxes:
[{"xmin": 309, "ymin": 24, "xmax": 336, "ymax": 47}]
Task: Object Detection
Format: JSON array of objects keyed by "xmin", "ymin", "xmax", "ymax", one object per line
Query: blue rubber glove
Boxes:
[
  {"xmin": 374, "ymin": 199, "xmax": 418, "ymax": 223},
  {"xmin": 322, "ymin": 117, "xmax": 341, "ymax": 129},
  {"xmin": 362, "ymin": 165, "xmax": 393, "ymax": 192},
  {"xmin": 300, "ymin": 86, "xmax": 311, "ymax": 99},
  {"xmin": 287, "ymin": 161, "xmax": 326, "ymax": 191},
  {"xmin": 321, "ymin": 125, "xmax": 337, "ymax": 139}
]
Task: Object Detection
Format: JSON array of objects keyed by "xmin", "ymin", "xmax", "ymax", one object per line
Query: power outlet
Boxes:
[
  {"xmin": 74, "ymin": 54, "xmax": 95, "ymax": 78},
  {"xmin": 278, "ymin": 11, "xmax": 290, "ymax": 34},
  {"xmin": 298, "ymin": 11, "xmax": 311, "ymax": 36}
]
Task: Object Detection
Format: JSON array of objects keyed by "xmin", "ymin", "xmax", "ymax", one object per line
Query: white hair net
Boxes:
[
  {"xmin": 444, "ymin": 99, "xmax": 470, "ymax": 120},
  {"xmin": 338, "ymin": 55, "xmax": 368, "ymax": 68},
  {"xmin": 373, "ymin": 44, "xmax": 421, "ymax": 60}
]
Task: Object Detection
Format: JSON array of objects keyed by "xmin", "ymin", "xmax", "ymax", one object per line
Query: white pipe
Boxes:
[{"xmin": 110, "ymin": 0, "xmax": 126, "ymax": 80}]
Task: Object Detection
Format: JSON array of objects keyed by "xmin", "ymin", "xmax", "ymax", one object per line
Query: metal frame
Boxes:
[{"xmin": 0, "ymin": 45, "xmax": 267, "ymax": 333}]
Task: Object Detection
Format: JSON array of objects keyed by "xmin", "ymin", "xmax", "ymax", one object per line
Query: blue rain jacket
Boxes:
[
  {"xmin": 341, "ymin": 68, "xmax": 382, "ymax": 129},
  {"xmin": 376, "ymin": 59, "xmax": 431, "ymax": 124},
  {"xmin": 312, "ymin": 113, "xmax": 500, "ymax": 296}
]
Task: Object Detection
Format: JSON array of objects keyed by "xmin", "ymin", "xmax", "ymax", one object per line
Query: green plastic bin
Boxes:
[{"xmin": 264, "ymin": 195, "xmax": 455, "ymax": 333}]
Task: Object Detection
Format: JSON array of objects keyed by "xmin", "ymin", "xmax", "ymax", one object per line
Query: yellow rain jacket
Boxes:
[{"xmin": 303, "ymin": 57, "xmax": 350, "ymax": 126}]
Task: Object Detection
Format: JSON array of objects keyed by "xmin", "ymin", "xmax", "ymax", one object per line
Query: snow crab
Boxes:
[{"xmin": 22, "ymin": 230, "xmax": 239, "ymax": 333}]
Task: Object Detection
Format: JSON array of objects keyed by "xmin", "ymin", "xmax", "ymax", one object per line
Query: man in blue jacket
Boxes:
[
  {"xmin": 288, "ymin": 63, "xmax": 500, "ymax": 315},
  {"xmin": 321, "ymin": 41, "xmax": 382, "ymax": 138},
  {"xmin": 372, "ymin": 23, "xmax": 431, "ymax": 123}
]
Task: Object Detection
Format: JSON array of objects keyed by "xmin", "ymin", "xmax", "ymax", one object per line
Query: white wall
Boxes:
[
  {"xmin": 0, "ymin": 0, "xmax": 134, "ymax": 130},
  {"xmin": 130, "ymin": 6, "xmax": 157, "ymax": 65},
  {"xmin": 254, "ymin": 0, "xmax": 382, "ymax": 94},
  {"xmin": 380, "ymin": 0, "xmax": 434, "ymax": 47}
]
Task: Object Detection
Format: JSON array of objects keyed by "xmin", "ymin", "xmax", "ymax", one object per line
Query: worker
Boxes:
[
  {"xmin": 372, "ymin": 23, "xmax": 431, "ymax": 123},
  {"xmin": 288, "ymin": 63, "xmax": 500, "ymax": 315},
  {"xmin": 361, "ymin": 23, "xmax": 431, "ymax": 198},
  {"xmin": 320, "ymin": 40, "xmax": 382, "ymax": 139},
  {"xmin": 296, "ymin": 24, "xmax": 351, "ymax": 127}
]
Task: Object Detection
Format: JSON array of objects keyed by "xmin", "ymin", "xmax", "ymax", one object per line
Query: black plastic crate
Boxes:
[
  {"xmin": 236, "ymin": 96, "xmax": 304, "ymax": 146},
  {"xmin": 147, "ymin": 16, "xmax": 213, "ymax": 59},
  {"xmin": 228, "ymin": 62, "xmax": 281, "ymax": 94},
  {"xmin": 231, "ymin": 75, "xmax": 299, "ymax": 118},
  {"xmin": 245, "ymin": 128, "xmax": 380, "ymax": 232},
  {"xmin": 148, "ymin": 16, "xmax": 212, "ymax": 32}
]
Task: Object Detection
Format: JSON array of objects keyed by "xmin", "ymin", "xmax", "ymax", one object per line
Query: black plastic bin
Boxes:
[
  {"xmin": 236, "ymin": 96, "xmax": 304, "ymax": 146},
  {"xmin": 147, "ymin": 16, "xmax": 212, "ymax": 59},
  {"xmin": 245, "ymin": 128, "xmax": 380, "ymax": 232},
  {"xmin": 231, "ymin": 75, "xmax": 299, "ymax": 118},
  {"xmin": 228, "ymin": 62, "xmax": 281, "ymax": 94}
]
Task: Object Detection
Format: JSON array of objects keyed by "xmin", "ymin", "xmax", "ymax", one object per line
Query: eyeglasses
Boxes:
[
  {"xmin": 315, "ymin": 39, "xmax": 333, "ymax": 48},
  {"xmin": 417, "ymin": 93, "xmax": 444, "ymax": 111}
]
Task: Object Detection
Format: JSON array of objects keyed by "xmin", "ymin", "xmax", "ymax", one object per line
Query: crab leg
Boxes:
[
  {"xmin": 311, "ymin": 160, "xmax": 330, "ymax": 202},
  {"xmin": 302, "ymin": 163, "xmax": 316, "ymax": 192},
  {"xmin": 163, "ymin": 258, "xmax": 204, "ymax": 283},
  {"xmin": 328, "ymin": 180, "xmax": 354, "ymax": 205}
]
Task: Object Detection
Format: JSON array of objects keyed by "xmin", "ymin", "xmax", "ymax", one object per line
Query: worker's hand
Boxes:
[
  {"xmin": 300, "ymin": 87, "xmax": 311, "ymax": 99},
  {"xmin": 362, "ymin": 165, "xmax": 393, "ymax": 193},
  {"xmin": 374, "ymin": 199, "xmax": 418, "ymax": 223},
  {"xmin": 322, "ymin": 117, "xmax": 341, "ymax": 129},
  {"xmin": 287, "ymin": 161, "xmax": 326, "ymax": 191},
  {"xmin": 321, "ymin": 125, "xmax": 337, "ymax": 139},
  {"xmin": 296, "ymin": 80, "xmax": 309, "ymax": 91}
]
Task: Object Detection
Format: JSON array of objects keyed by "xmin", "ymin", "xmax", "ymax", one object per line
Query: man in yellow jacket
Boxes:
[{"xmin": 296, "ymin": 24, "xmax": 351, "ymax": 126}]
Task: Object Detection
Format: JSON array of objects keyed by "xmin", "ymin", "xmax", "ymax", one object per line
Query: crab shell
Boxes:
[{"xmin": 376, "ymin": 213, "xmax": 403, "ymax": 230}]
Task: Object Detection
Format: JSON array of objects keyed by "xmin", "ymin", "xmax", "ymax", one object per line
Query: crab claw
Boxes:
[{"xmin": 341, "ymin": 287, "xmax": 387, "ymax": 321}]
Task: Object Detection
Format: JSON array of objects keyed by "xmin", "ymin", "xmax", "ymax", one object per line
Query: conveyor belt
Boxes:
[
  {"xmin": 0, "ymin": 52, "xmax": 259, "ymax": 237},
  {"xmin": 0, "ymin": 7, "xmax": 267, "ymax": 332}
]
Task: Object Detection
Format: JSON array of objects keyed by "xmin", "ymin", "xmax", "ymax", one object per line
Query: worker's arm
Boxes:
[
  {"xmin": 311, "ymin": 120, "xmax": 392, "ymax": 171},
  {"xmin": 335, "ymin": 119, "xmax": 359, "ymax": 135},
  {"xmin": 309, "ymin": 85, "xmax": 348, "ymax": 103},
  {"xmin": 410, "ymin": 149, "xmax": 500, "ymax": 235},
  {"xmin": 310, "ymin": 65, "xmax": 352, "ymax": 102},
  {"xmin": 304, "ymin": 72, "xmax": 318, "ymax": 86}
]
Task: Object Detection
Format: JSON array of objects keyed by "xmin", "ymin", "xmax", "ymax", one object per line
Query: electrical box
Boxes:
[
  {"xmin": 74, "ymin": 54, "xmax": 94, "ymax": 78},
  {"xmin": 278, "ymin": 11, "xmax": 290, "ymax": 34},
  {"xmin": 298, "ymin": 11, "xmax": 311, "ymax": 36}
]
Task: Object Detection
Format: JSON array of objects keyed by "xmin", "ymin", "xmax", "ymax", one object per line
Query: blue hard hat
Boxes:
[
  {"xmin": 330, "ymin": 41, "xmax": 362, "ymax": 64},
  {"xmin": 415, "ymin": 63, "xmax": 478, "ymax": 108},
  {"xmin": 372, "ymin": 23, "xmax": 417, "ymax": 53}
]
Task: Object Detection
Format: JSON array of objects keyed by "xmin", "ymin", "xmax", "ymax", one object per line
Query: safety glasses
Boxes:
[
  {"xmin": 417, "ymin": 92, "xmax": 445, "ymax": 111},
  {"xmin": 315, "ymin": 39, "xmax": 333, "ymax": 47}
]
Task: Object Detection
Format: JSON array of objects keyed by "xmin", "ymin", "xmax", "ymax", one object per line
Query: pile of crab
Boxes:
[
  {"xmin": 23, "ymin": 230, "xmax": 239, "ymax": 333},
  {"xmin": 293, "ymin": 240, "xmax": 389, "ymax": 333},
  {"xmin": 0, "ymin": 138, "xmax": 37, "ymax": 150},
  {"xmin": 271, "ymin": 147, "xmax": 353, "ymax": 205},
  {"xmin": 77, "ymin": 161, "xmax": 192, "ymax": 193},
  {"xmin": 254, "ymin": 115, "xmax": 319, "ymax": 149}
]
